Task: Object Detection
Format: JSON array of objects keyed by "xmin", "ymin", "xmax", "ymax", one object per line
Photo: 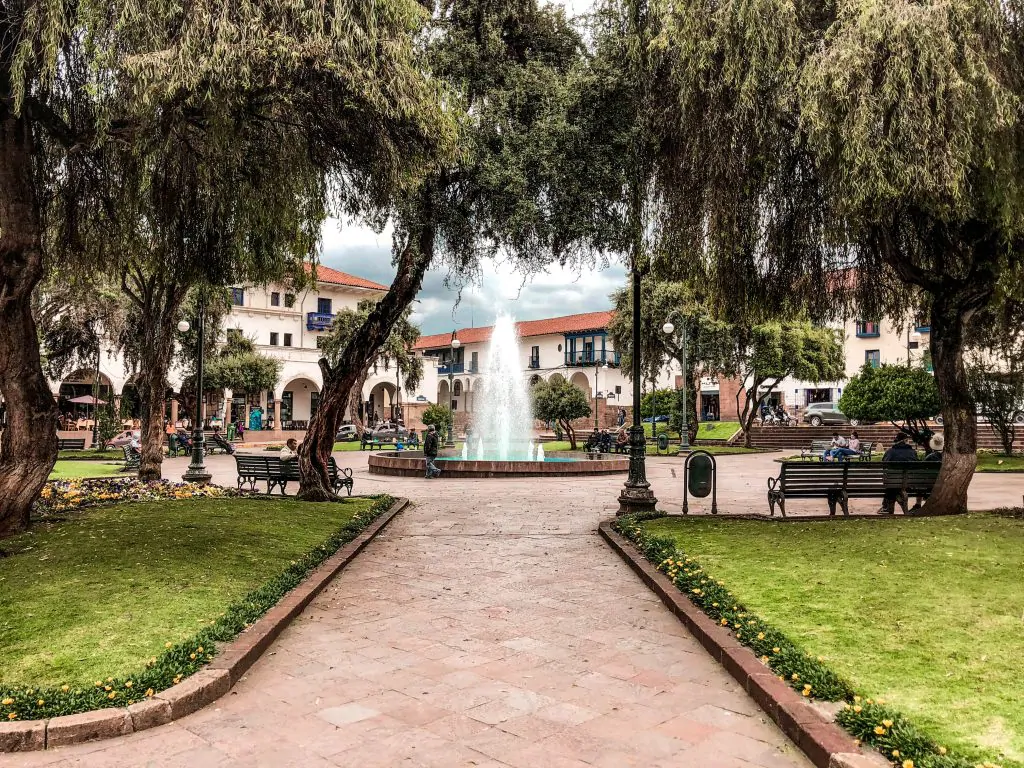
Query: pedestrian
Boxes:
[
  {"xmin": 423, "ymin": 425, "xmax": 441, "ymax": 478},
  {"xmin": 879, "ymin": 434, "xmax": 918, "ymax": 514},
  {"xmin": 617, "ymin": 408, "xmax": 626, "ymax": 427},
  {"xmin": 910, "ymin": 433, "xmax": 945, "ymax": 511},
  {"xmin": 164, "ymin": 420, "xmax": 178, "ymax": 455}
]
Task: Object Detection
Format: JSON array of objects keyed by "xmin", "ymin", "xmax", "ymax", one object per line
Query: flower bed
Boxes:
[
  {"xmin": 3, "ymin": 493, "xmax": 394, "ymax": 722},
  {"xmin": 35, "ymin": 478, "xmax": 237, "ymax": 515},
  {"xmin": 613, "ymin": 513, "xmax": 1003, "ymax": 768}
]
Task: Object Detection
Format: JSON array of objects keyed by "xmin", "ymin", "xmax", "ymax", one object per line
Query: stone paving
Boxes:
[{"xmin": 9, "ymin": 451, "xmax": 1022, "ymax": 767}]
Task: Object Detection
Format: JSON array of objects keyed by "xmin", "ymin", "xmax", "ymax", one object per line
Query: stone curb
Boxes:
[
  {"xmin": 598, "ymin": 521, "xmax": 886, "ymax": 768},
  {"xmin": 0, "ymin": 497, "xmax": 410, "ymax": 753}
]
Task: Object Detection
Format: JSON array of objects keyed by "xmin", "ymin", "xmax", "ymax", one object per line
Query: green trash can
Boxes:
[
  {"xmin": 167, "ymin": 434, "xmax": 178, "ymax": 456},
  {"xmin": 227, "ymin": 422, "xmax": 237, "ymax": 442}
]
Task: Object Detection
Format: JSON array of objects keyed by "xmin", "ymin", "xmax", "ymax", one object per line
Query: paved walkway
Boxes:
[{"xmin": 7, "ymin": 453, "xmax": 831, "ymax": 768}]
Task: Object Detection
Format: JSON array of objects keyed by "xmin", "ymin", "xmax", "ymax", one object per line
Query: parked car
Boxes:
[
  {"xmin": 641, "ymin": 415, "xmax": 670, "ymax": 424},
  {"xmin": 368, "ymin": 424, "xmax": 409, "ymax": 442},
  {"xmin": 335, "ymin": 424, "xmax": 359, "ymax": 442},
  {"xmin": 801, "ymin": 402, "xmax": 859, "ymax": 427},
  {"xmin": 106, "ymin": 429, "xmax": 140, "ymax": 448}
]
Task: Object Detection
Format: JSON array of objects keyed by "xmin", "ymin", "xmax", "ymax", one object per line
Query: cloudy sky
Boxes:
[
  {"xmin": 317, "ymin": 0, "xmax": 617, "ymax": 336},
  {"xmin": 319, "ymin": 221, "xmax": 626, "ymax": 335}
]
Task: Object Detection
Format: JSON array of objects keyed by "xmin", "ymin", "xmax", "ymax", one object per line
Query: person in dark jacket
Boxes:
[
  {"xmin": 879, "ymin": 434, "xmax": 918, "ymax": 514},
  {"xmin": 423, "ymin": 425, "xmax": 441, "ymax": 479}
]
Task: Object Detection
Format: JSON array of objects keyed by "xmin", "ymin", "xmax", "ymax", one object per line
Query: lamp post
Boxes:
[
  {"xmin": 445, "ymin": 332, "xmax": 461, "ymax": 447},
  {"xmin": 594, "ymin": 358, "xmax": 609, "ymax": 430},
  {"xmin": 617, "ymin": 266, "xmax": 658, "ymax": 515},
  {"xmin": 179, "ymin": 297, "xmax": 211, "ymax": 484},
  {"xmin": 906, "ymin": 327, "xmax": 921, "ymax": 368},
  {"xmin": 662, "ymin": 317, "xmax": 690, "ymax": 451}
]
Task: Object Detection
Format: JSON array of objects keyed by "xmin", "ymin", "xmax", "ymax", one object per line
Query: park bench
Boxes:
[
  {"xmin": 767, "ymin": 461, "xmax": 940, "ymax": 517},
  {"xmin": 57, "ymin": 438, "xmax": 86, "ymax": 450},
  {"xmin": 233, "ymin": 454, "xmax": 353, "ymax": 496},
  {"xmin": 799, "ymin": 440, "xmax": 876, "ymax": 462},
  {"xmin": 122, "ymin": 445, "xmax": 141, "ymax": 471},
  {"xmin": 360, "ymin": 437, "xmax": 394, "ymax": 451}
]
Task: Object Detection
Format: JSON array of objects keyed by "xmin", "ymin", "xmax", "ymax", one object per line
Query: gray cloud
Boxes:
[{"xmin": 319, "ymin": 219, "xmax": 627, "ymax": 334}]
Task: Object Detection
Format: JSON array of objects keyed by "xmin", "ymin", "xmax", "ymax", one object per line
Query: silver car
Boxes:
[{"xmin": 802, "ymin": 402, "xmax": 859, "ymax": 427}]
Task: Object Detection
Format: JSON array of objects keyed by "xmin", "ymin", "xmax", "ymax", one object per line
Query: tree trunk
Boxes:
[
  {"xmin": 348, "ymin": 369, "xmax": 370, "ymax": 434},
  {"xmin": 563, "ymin": 419, "xmax": 576, "ymax": 450},
  {"xmin": 923, "ymin": 298, "xmax": 977, "ymax": 515},
  {"xmin": 298, "ymin": 217, "xmax": 436, "ymax": 500},
  {"xmin": 0, "ymin": 108, "xmax": 57, "ymax": 538}
]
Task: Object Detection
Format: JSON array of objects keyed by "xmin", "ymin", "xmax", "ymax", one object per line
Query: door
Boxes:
[{"xmin": 317, "ymin": 297, "xmax": 332, "ymax": 315}]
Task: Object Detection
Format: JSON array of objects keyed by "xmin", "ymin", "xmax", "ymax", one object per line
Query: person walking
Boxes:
[{"xmin": 423, "ymin": 425, "xmax": 441, "ymax": 478}]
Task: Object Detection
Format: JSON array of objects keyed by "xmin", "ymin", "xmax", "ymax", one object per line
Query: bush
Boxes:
[
  {"xmin": 421, "ymin": 404, "xmax": 453, "ymax": 435},
  {"xmin": 532, "ymin": 380, "xmax": 591, "ymax": 449},
  {"xmin": 839, "ymin": 364, "xmax": 940, "ymax": 445},
  {"xmin": 640, "ymin": 388, "xmax": 676, "ymax": 419}
]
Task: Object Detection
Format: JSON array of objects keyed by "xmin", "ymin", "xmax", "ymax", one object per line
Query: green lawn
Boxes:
[
  {"xmin": 57, "ymin": 449, "xmax": 122, "ymax": 461},
  {"xmin": 542, "ymin": 440, "xmax": 759, "ymax": 456},
  {"xmin": 693, "ymin": 421, "xmax": 741, "ymax": 441},
  {"xmin": 0, "ymin": 497, "xmax": 375, "ymax": 688},
  {"xmin": 49, "ymin": 460, "xmax": 125, "ymax": 480},
  {"xmin": 642, "ymin": 514, "xmax": 1024, "ymax": 766}
]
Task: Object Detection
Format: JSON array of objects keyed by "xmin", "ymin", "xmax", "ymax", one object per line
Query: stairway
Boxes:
[{"xmin": 742, "ymin": 423, "xmax": 1023, "ymax": 452}]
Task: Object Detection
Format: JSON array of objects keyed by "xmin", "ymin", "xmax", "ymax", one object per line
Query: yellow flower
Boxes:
[
  {"xmin": 7, "ymin": 713, "xmax": 16, "ymax": 720},
  {"xmin": 761, "ymin": 656, "xmax": 769, "ymax": 663},
  {"xmin": 892, "ymin": 750, "xmax": 900, "ymax": 757},
  {"xmin": 108, "ymin": 692, "xmax": 116, "ymax": 700},
  {"xmin": 94, "ymin": 681, "xmax": 102, "ymax": 687},
  {"xmin": 854, "ymin": 695, "xmax": 861, "ymax": 702},
  {"xmin": 107, "ymin": 677, "xmax": 113, "ymax": 683},
  {"xmin": 882, "ymin": 719, "xmax": 894, "ymax": 728},
  {"xmin": 145, "ymin": 689, "xmax": 154, "ymax": 697},
  {"xmin": 61, "ymin": 685, "xmax": 69, "ymax": 692},
  {"xmin": 773, "ymin": 647, "xmax": 780, "ymax": 653},
  {"xmin": 37, "ymin": 699, "xmax": 44, "ymax": 706},
  {"xmin": 124, "ymin": 681, "xmax": 133, "ymax": 688},
  {"xmin": 757, "ymin": 632, "xmax": 765, "ymax": 640},
  {"xmin": 721, "ymin": 618, "xmax": 728, "ymax": 625},
  {"xmin": 1, "ymin": 699, "xmax": 12, "ymax": 706},
  {"xmin": 874, "ymin": 726, "xmax": 886, "ymax": 735},
  {"xmin": 801, "ymin": 689, "xmax": 810, "ymax": 697},
  {"xmin": 104, "ymin": 685, "xmax": 112, "ymax": 691},
  {"xmin": 902, "ymin": 761, "xmax": 913, "ymax": 768},
  {"xmin": 173, "ymin": 675, "xmax": 181, "ymax": 684},
  {"xmin": 791, "ymin": 674, "xmax": 799, "ymax": 681},
  {"xmin": 189, "ymin": 653, "xmax": 197, "ymax": 660},
  {"xmin": 938, "ymin": 747, "xmax": 947, "ymax": 755},
  {"xmin": 853, "ymin": 705, "xmax": 862, "ymax": 713},
  {"xmin": 165, "ymin": 642, "xmax": 173, "ymax": 648}
]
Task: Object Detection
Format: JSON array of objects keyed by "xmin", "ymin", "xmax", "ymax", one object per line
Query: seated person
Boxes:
[
  {"xmin": 615, "ymin": 430, "xmax": 629, "ymax": 453},
  {"xmin": 128, "ymin": 433, "xmax": 142, "ymax": 456},
  {"xmin": 211, "ymin": 428, "xmax": 236, "ymax": 455},
  {"xmin": 407, "ymin": 428, "xmax": 420, "ymax": 447},
  {"xmin": 176, "ymin": 430, "xmax": 193, "ymax": 452},
  {"xmin": 585, "ymin": 429, "xmax": 601, "ymax": 452},
  {"xmin": 279, "ymin": 438, "xmax": 299, "ymax": 462},
  {"xmin": 600, "ymin": 430, "xmax": 613, "ymax": 453},
  {"xmin": 879, "ymin": 434, "xmax": 919, "ymax": 514},
  {"xmin": 828, "ymin": 431, "xmax": 861, "ymax": 461}
]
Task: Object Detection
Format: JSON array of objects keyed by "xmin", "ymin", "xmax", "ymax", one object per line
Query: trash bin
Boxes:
[{"xmin": 227, "ymin": 422, "xmax": 236, "ymax": 442}]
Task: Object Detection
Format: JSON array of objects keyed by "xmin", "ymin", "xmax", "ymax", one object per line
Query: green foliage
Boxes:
[
  {"xmin": 204, "ymin": 334, "xmax": 282, "ymax": 396},
  {"xmin": 640, "ymin": 389, "xmax": 676, "ymax": 418},
  {"xmin": 421, "ymin": 404, "xmax": 453, "ymax": 433},
  {"xmin": 95, "ymin": 406, "xmax": 121, "ymax": 449},
  {"xmin": 0, "ymin": 495, "xmax": 392, "ymax": 720},
  {"xmin": 532, "ymin": 379, "xmax": 591, "ymax": 448},
  {"xmin": 837, "ymin": 702, "xmax": 975, "ymax": 768},
  {"xmin": 840, "ymin": 364, "xmax": 940, "ymax": 441},
  {"xmin": 968, "ymin": 358, "xmax": 1024, "ymax": 456}
]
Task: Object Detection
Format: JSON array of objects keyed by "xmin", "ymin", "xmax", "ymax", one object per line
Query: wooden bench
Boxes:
[
  {"xmin": 799, "ymin": 440, "xmax": 876, "ymax": 462},
  {"xmin": 233, "ymin": 455, "xmax": 353, "ymax": 496},
  {"xmin": 122, "ymin": 445, "xmax": 140, "ymax": 471},
  {"xmin": 360, "ymin": 438, "xmax": 394, "ymax": 451},
  {"xmin": 58, "ymin": 438, "xmax": 86, "ymax": 450},
  {"xmin": 767, "ymin": 461, "xmax": 940, "ymax": 517}
]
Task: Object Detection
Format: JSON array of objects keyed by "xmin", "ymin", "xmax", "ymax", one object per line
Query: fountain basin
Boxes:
[{"xmin": 367, "ymin": 450, "xmax": 628, "ymax": 478}]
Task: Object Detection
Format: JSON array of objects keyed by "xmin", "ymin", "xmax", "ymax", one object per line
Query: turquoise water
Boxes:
[{"xmin": 436, "ymin": 457, "xmax": 579, "ymax": 463}]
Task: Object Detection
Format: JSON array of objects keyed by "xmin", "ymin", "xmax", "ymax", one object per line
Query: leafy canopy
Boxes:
[
  {"xmin": 839, "ymin": 364, "xmax": 941, "ymax": 426},
  {"xmin": 532, "ymin": 379, "xmax": 591, "ymax": 425}
]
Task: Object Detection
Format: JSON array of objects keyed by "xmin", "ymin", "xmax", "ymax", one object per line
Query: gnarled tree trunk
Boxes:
[
  {"xmin": 0, "ymin": 109, "xmax": 58, "ymax": 538},
  {"xmin": 922, "ymin": 294, "xmax": 978, "ymax": 515},
  {"xmin": 298, "ymin": 219, "xmax": 435, "ymax": 499}
]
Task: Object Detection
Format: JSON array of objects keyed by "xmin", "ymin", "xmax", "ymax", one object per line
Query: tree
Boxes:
[
  {"xmin": 840, "ymin": 365, "xmax": 941, "ymax": 447},
  {"xmin": 421, "ymin": 405, "xmax": 453, "ymax": 439},
  {"xmin": 533, "ymin": 380, "xmax": 592, "ymax": 450},
  {"xmin": 204, "ymin": 335, "xmax": 282, "ymax": 406},
  {"xmin": 297, "ymin": 0, "xmax": 588, "ymax": 499},
  {"xmin": 640, "ymin": 390, "xmax": 675, "ymax": 420},
  {"xmin": 646, "ymin": 0, "xmax": 1024, "ymax": 513},
  {"xmin": 318, "ymin": 301, "xmax": 423, "ymax": 433},
  {"xmin": 968, "ymin": 362, "xmax": 1024, "ymax": 457}
]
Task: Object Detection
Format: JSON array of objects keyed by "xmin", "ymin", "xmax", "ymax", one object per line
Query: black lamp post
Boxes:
[
  {"xmin": 179, "ymin": 297, "xmax": 212, "ymax": 484},
  {"xmin": 594, "ymin": 358, "xmax": 609, "ymax": 430},
  {"xmin": 445, "ymin": 332, "xmax": 461, "ymax": 447},
  {"xmin": 662, "ymin": 315, "xmax": 690, "ymax": 451},
  {"xmin": 618, "ymin": 266, "xmax": 658, "ymax": 515}
]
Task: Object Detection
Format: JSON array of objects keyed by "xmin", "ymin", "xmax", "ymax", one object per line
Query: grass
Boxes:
[
  {"xmin": 642, "ymin": 514, "xmax": 1024, "ymax": 766},
  {"xmin": 542, "ymin": 440, "xmax": 760, "ymax": 456},
  {"xmin": 57, "ymin": 449, "xmax": 121, "ymax": 461},
  {"xmin": 48, "ymin": 460, "xmax": 125, "ymax": 480},
  {"xmin": 0, "ymin": 497, "xmax": 375, "ymax": 688},
  {"xmin": 693, "ymin": 421, "xmax": 741, "ymax": 441}
]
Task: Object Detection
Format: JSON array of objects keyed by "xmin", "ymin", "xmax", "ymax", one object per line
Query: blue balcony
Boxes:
[
  {"xmin": 438, "ymin": 362, "xmax": 465, "ymax": 375},
  {"xmin": 306, "ymin": 312, "xmax": 334, "ymax": 331},
  {"xmin": 915, "ymin": 325, "xmax": 931, "ymax": 333},
  {"xmin": 855, "ymin": 321, "xmax": 880, "ymax": 338},
  {"xmin": 564, "ymin": 351, "xmax": 620, "ymax": 366}
]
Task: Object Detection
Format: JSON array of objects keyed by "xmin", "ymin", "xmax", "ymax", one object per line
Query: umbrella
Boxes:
[{"xmin": 67, "ymin": 395, "xmax": 107, "ymax": 405}]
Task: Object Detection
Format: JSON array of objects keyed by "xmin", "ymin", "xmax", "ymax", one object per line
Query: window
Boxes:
[
  {"xmin": 271, "ymin": 292, "xmax": 280, "ymax": 307},
  {"xmin": 317, "ymin": 297, "xmax": 332, "ymax": 315},
  {"xmin": 470, "ymin": 351, "xmax": 478, "ymax": 372},
  {"xmin": 283, "ymin": 333, "xmax": 292, "ymax": 347},
  {"xmin": 453, "ymin": 381, "xmax": 463, "ymax": 396},
  {"xmin": 855, "ymin": 320, "xmax": 880, "ymax": 338},
  {"xmin": 866, "ymin": 350, "xmax": 881, "ymax": 368},
  {"xmin": 529, "ymin": 346, "xmax": 540, "ymax": 368},
  {"xmin": 284, "ymin": 293, "xmax": 295, "ymax": 308},
  {"xmin": 269, "ymin": 332, "xmax": 279, "ymax": 346},
  {"xmin": 231, "ymin": 287, "xmax": 245, "ymax": 306}
]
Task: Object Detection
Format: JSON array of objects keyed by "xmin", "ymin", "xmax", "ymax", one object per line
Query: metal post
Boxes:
[
  {"xmin": 182, "ymin": 296, "xmax": 212, "ymax": 484},
  {"xmin": 618, "ymin": 266, "xmax": 658, "ymax": 515},
  {"xmin": 906, "ymin": 326, "xmax": 911, "ymax": 368},
  {"xmin": 91, "ymin": 334, "xmax": 101, "ymax": 449},
  {"xmin": 680, "ymin": 321, "xmax": 690, "ymax": 450},
  {"xmin": 594, "ymin": 360, "xmax": 600, "ymax": 431}
]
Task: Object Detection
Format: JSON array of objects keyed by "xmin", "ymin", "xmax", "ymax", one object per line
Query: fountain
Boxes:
[{"xmin": 368, "ymin": 313, "xmax": 626, "ymax": 478}]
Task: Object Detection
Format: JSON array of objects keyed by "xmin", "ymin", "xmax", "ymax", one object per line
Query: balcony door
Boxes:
[{"xmin": 317, "ymin": 297, "xmax": 332, "ymax": 315}]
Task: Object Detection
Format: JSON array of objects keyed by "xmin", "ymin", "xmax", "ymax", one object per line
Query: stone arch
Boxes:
[
  {"xmin": 279, "ymin": 376, "xmax": 321, "ymax": 428},
  {"xmin": 437, "ymin": 379, "xmax": 451, "ymax": 408},
  {"xmin": 368, "ymin": 381, "xmax": 398, "ymax": 424},
  {"xmin": 548, "ymin": 372, "xmax": 566, "ymax": 386},
  {"xmin": 570, "ymin": 371, "xmax": 591, "ymax": 394}
]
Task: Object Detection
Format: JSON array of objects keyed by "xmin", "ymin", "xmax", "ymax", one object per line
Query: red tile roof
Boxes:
[
  {"xmin": 305, "ymin": 263, "xmax": 388, "ymax": 291},
  {"xmin": 414, "ymin": 311, "xmax": 614, "ymax": 350}
]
